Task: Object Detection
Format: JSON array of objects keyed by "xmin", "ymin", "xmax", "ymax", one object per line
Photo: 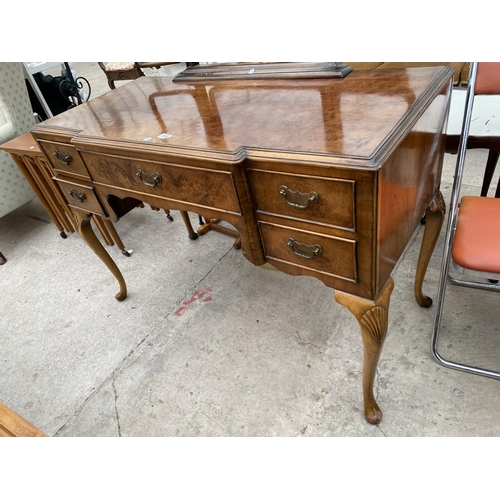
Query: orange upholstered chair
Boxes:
[
  {"xmin": 452, "ymin": 196, "xmax": 500, "ymax": 275},
  {"xmin": 474, "ymin": 62, "xmax": 500, "ymax": 197},
  {"xmin": 432, "ymin": 62, "xmax": 500, "ymax": 379}
]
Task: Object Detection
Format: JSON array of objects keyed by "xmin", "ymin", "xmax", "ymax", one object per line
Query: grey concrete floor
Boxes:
[{"xmin": 1, "ymin": 63, "xmax": 499, "ymax": 437}]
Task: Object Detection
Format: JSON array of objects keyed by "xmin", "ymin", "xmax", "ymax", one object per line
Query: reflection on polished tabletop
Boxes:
[
  {"xmin": 30, "ymin": 64, "xmax": 455, "ymax": 424},
  {"xmin": 38, "ymin": 67, "xmax": 445, "ymax": 160}
]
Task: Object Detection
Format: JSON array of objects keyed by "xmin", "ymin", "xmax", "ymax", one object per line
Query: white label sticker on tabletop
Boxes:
[{"xmin": 158, "ymin": 133, "xmax": 173, "ymax": 139}]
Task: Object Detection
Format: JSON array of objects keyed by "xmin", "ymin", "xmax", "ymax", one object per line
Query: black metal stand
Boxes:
[{"xmin": 59, "ymin": 63, "xmax": 91, "ymax": 109}]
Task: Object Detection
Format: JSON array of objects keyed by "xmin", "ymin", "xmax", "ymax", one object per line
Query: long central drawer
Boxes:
[{"xmin": 79, "ymin": 151, "xmax": 242, "ymax": 214}]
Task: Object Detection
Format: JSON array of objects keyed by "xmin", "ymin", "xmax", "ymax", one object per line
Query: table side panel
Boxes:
[{"xmin": 376, "ymin": 80, "xmax": 452, "ymax": 290}]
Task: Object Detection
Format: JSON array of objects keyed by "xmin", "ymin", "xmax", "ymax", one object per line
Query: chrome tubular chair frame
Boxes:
[{"xmin": 431, "ymin": 62, "xmax": 500, "ymax": 379}]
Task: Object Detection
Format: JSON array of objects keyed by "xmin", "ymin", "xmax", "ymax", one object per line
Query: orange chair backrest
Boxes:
[{"xmin": 475, "ymin": 62, "xmax": 500, "ymax": 95}]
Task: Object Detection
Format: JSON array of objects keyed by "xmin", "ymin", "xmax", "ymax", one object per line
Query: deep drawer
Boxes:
[
  {"xmin": 38, "ymin": 140, "xmax": 90, "ymax": 179},
  {"xmin": 248, "ymin": 169, "xmax": 355, "ymax": 230},
  {"xmin": 55, "ymin": 177, "xmax": 106, "ymax": 216},
  {"xmin": 80, "ymin": 152, "xmax": 241, "ymax": 214},
  {"xmin": 259, "ymin": 222, "xmax": 357, "ymax": 281}
]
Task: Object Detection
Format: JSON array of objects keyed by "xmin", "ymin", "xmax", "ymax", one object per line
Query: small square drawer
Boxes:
[
  {"xmin": 56, "ymin": 178, "xmax": 106, "ymax": 216},
  {"xmin": 259, "ymin": 222, "xmax": 357, "ymax": 282},
  {"xmin": 248, "ymin": 169, "xmax": 355, "ymax": 230},
  {"xmin": 38, "ymin": 140, "xmax": 90, "ymax": 179}
]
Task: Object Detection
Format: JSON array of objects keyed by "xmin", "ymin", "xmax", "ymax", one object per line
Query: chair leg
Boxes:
[
  {"xmin": 431, "ymin": 209, "xmax": 500, "ymax": 379},
  {"xmin": 480, "ymin": 149, "xmax": 499, "ymax": 196},
  {"xmin": 432, "ymin": 281, "xmax": 500, "ymax": 379},
  {"xmin": 495, "ymin": 174, "xmax": 500, "ymax": 199},
  {"xmin": 180, "ymin": 211, "xmax": 198, "ymax": 240},
  {"xmin": 102, "ymin": 218, "xmax": 133, "ymax": 257},
  {"xmin": 432, "ymin": 62, "xmax": 500, "ymax": 380}
]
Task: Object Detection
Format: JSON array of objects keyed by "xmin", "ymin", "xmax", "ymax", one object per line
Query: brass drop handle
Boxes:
[
  {"xmin": 279, "ymin": 185, "xmax": 318, "ymax": 209},
  {"xmin": 53, "ymin": 150, "xmax": 72, "ymax": 166},
  {"xmin": 287, "ymin": 238, "xmax": 323, "ymax": 259},
  {"xmin": 136, "ymin": 169, "xmax": 161, "ymax": 188},
  {"xmin": 68, "ymin": 189, "xmax": 86, "ymax": 203}
]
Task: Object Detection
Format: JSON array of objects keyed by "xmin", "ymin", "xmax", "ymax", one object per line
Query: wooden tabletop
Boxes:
[{"xmin": 33, "ymin": 67, "xmax": 453, "ymax": 168}]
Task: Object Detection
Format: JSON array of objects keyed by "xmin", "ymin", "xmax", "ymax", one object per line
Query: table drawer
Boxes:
[
  {"xmin": 81, "ymin": 152, "xmax": 241, "ymax": 214},
  {"xmin": 248, "ymin": 169, "xmax": 355, "ymax": 230},
  {"xmin": 259, "ymin": 222, "xmax": 357, "ymax": 281},
  {"xmin": 55, "ymin": 178, "xmax": 106, "ymax": 216},
  {"xmin": 38, "ymin": 140, "xmax": 90, "ymax": 178}
]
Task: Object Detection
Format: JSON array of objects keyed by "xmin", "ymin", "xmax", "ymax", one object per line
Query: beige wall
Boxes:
[{"xmin": 0, "ymin": 62, "xmax": 35, "ymax": 218}]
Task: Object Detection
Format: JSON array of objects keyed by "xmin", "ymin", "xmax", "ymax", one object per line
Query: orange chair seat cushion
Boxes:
[{"xmin": 452, "ymin": 196, "xmax": 500, "ymax": 274}]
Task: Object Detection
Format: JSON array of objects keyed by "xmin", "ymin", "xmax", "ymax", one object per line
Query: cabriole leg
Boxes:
[
  {"xmin": 74, "ymin": 212, "xmax": 127, "ymax": 301},
  {"xmin": 414, "ymin": 190, "xmax": 446, "ymax": 308},
  {"xmin": 334, "ymin": 277, "xmax": 394, "ymax": 424}
]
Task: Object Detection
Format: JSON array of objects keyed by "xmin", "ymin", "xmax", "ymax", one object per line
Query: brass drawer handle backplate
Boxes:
[
  {"xmin": 136, "ymin": 169, "xmax": 161, "ymax": 188},
  {"xmin": 68, "ymin": 189, "xmax": 86, "ymax": 203},
  {"xmin": 53, "ymin": 150, "xmax": 72, "ymax": 166},
  {"xmin": 287, "ymin": 238, "xmax": 323, "ymax": 259},
  {"xmin": 279, "ymin": 185, "xmax": 318, "ymax": 209}
]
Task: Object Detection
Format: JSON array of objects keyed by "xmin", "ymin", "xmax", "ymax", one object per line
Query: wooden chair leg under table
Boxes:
[
  {"xmin": 197, "ymin": 218, "xmax": 241, "ymax": 248},
  {"xmin": 180, "ymin": 211, "xmax": 199, "ymax": 240},
  {"xmin": 148, "ymin": 205, "xmax": 198, "ymax": 240}
]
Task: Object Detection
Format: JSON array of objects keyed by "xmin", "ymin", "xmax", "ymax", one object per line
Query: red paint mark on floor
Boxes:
[
  {"xmin": 174, "ymin": 306, "xmax": 187, "ymax": 316},
  {"xmin": 174, "ymin": 286, "xmax": 213, "ymax": 316}
]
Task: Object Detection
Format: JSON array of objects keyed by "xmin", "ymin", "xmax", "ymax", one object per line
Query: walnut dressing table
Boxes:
[{"xmin": 30, "ymin": 64, "xmax": 454, "ymax": 424}]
